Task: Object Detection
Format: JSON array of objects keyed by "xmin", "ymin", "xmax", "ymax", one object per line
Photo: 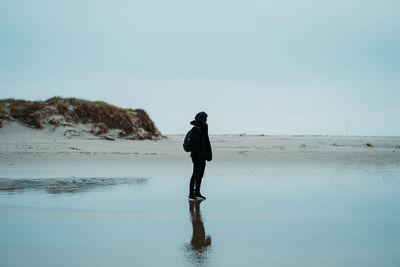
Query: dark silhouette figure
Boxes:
[
  {"xmin": 188, "ymin": 111, "xmax": 212, "ymax": 201},
  {"xmin": 184, "ymin": 200, "xmax": 212, "ymax": 265}
]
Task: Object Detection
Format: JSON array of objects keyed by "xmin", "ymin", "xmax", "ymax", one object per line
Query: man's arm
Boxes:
[{"xmin": 190, "ymin": 127, "xmax": 203, "ymax": 159}]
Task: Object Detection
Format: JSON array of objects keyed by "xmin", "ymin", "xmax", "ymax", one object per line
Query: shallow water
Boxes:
[{"xmin": 1, "ymin": 166, "xmax": 400, "ymax": 267}]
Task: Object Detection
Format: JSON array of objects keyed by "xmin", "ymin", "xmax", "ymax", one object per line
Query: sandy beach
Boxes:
[
  {"xmin": 2, "ymin": 0, "xmax": 399, "ymax": 265},
  {"xmin": 1, "ymin": 121, "xmax": 400, "ymax": 266}
]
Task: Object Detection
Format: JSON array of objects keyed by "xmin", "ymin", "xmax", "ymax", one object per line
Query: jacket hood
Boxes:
[{"xmin": 190, "ymin": 111, "xmax": 208, "ymax": 126}]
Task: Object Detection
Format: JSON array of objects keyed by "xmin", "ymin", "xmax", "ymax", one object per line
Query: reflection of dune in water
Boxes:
[{"xmin": 0, "ymin": 177, "xmax": 148, "ymax": 194}]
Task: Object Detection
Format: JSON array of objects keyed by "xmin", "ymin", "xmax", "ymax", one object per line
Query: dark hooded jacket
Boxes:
[{"xmin": 190, "ymin": 112, "xmax": 212, "ymax": 161}]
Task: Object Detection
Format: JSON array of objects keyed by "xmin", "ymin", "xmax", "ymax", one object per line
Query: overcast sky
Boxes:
[{"xmin": 1, "ymin": 0, "xmax": 399, "ymax": 135}]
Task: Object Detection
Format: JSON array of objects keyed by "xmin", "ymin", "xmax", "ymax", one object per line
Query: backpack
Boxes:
[{"xmin": 183, "ymin": 126, "xmax": 200, "ymax": 152}]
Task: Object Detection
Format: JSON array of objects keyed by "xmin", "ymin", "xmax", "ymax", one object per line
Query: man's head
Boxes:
[{"xmin": 195, "ymin": 111, "xmax": 208, "ymax": 125}]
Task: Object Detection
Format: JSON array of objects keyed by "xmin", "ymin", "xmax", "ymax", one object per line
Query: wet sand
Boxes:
[{"xmin": 1, "ymin": 124, "xmax": 400, "ymax": 266}]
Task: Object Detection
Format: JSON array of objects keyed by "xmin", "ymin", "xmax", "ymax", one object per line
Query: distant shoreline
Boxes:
[{"xmin": 167, "ymin": 133, "xmax": 400, "ymax": 138}]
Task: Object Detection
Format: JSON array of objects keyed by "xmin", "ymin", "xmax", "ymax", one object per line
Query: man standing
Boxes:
[{"xmin": 188, "ymin": 111, "xmax": 212, "ymax": 201}]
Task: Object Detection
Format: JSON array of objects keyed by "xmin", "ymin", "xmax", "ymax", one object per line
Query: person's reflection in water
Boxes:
[{"xmin": 184, "ymin": 200, "xmax": 212, "ymax": 265}]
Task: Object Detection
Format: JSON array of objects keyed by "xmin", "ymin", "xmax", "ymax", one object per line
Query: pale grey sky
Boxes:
[{"xmin": 1, "ymin": 0, "xmax": 399, "ymax": 135}]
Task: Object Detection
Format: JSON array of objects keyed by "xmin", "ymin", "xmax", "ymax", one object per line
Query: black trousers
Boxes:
[{"xmin": 189, "ymin": 157, "xmax": 206, "ymax": 195}]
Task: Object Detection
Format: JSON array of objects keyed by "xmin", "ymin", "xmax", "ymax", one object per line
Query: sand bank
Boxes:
[{"xmin": 0, "ymin": 121, "xmax": 399, "ymax": 179}]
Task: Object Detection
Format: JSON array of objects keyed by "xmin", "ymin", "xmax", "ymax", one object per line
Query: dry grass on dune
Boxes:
[
  {"xmin": 0, "ymin": 97, "xmax": 161, "ymax": 139},
  {"xmin": 0, "ymin": 99, "xmax": 45, "ymax": 129}
]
